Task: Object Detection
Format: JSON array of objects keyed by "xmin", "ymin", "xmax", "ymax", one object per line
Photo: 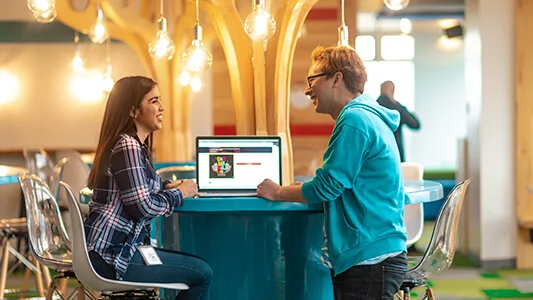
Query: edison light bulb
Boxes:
[
  {"xmin": 89, "ymin": 9, "xmax": 109, "ymax": 44},
  {"xmin": 72, "ymin": 53, "xmax": 84, "ymax": 73},
  {"xmin": 102, "ymin": 73, "xmax": 114, "ymax": 93},
  {"xmin": 244, "ymin": 2, "xmax": 276, "ymax": 41},
  {"xmin": 384, "ymin": 0, "xmax": 410, "ymax": 11},
  {"xmin": 178, "ymin": 70, "xmax": 190, "ymax": 86},
  {"xmin": 27, "ymin": 0, "xmax": 55, "ymax": 15},
  {"xmin": 33, "ymin": 7, "xmax": 56, "ymax": 23},
  {"xmin": 182, "ymin": 25, "xmax": 212, "ymax": 73},
  {"xmin": 189, "ymin": 77, "xmax": 202, "ymax": 92},
  {"xmin": 149, "ymin": 17, "xmax": 176, "ymax": 60}
]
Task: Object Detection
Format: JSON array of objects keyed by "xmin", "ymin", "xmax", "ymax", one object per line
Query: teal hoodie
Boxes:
[{"xmin": 302, "ymin": 94, "xmax": 407, "ymax": 276}]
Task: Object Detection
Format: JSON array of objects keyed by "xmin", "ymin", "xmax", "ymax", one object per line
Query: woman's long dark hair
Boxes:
[{"xmin": 87, "ymin": 76, "xmax": 157, "ymax": 189}]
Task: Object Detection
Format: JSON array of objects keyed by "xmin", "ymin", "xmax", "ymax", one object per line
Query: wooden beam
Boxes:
[{"xmin": 515, "ymin": 0, "xmax": 533, "ymax": 269}]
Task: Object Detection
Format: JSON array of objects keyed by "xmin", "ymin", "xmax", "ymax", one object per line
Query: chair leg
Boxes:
[
  {"xmin": 33, "ymin": 260, "xmax": 45, "ymax": 297},
  {"xmin": 0, "ymin": 238, "xmax": 10, "ymax": 299},
  {"xmin": 45, "ymin": 280, "xmax": 57, "ymax": 300},
  {"xmin": 425, "ymin": 287, "xmax": 435, "ymax": 300},
  {"xmin": 58, "ymin": 277, "xmax": 68, "ymax": 295},
  {"xmin": 77, "ymin": 280, "xmax": 85, "ymax": 300},
  {"xmin": 42, "ymin": 264, "xmax": 52, "ymax": 289}
]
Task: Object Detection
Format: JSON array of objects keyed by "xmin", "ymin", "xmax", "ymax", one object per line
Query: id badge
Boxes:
[{"xmin": 137, "ymin": 245, "xmax": 163, "ymax": 266}]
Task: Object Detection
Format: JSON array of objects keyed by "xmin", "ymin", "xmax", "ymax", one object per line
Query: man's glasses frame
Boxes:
[{"xmin": 306, "ymin": 72, "xmax": 332, "ymax": 89}]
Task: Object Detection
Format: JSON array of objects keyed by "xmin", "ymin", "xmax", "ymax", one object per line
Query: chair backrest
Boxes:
[
  {"xmin": 401, "ymin": 162, "xmax": 424, "ymax": 180},
  {"xmin": 54, "ymin": 150, "xmax": 90, "ymax": 202},
  {"xmin": 18, "ymin": 173, "xmax": 72, "ymax": 272},
  {"xmin": 23, "ymin": 148, "xmax": 55, "ymax": 183},
  {"xmin": 49, "ymin": 157, "xmax": 69, "ymax": 201},
  {"xmin": 63, "ymin": 181, "xmax": 134, "ymax": 291},
  {"xmin": 23, "ymin": 148, "xmax": 69, "ymax": 200},
  {"xmin": 408, "ymin": 178, "xmax": 472, "ymax": 279},
  {"xmin": 401, "ymin": 162, "xmax": 425, "ymax": 247},
  {"xmin": 157, "ymin": 165, "xmax": 196, "ymax": 181}
]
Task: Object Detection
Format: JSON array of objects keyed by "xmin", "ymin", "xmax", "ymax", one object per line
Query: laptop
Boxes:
[{"xmin": 195, "ymin": 136, "xmax": 282, "ymax": 197}]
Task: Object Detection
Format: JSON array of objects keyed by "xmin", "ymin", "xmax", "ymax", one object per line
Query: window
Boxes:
[
  {"xmin": 355, "ymin": 36, "xmax": 375, "ymax": 61},
  {"xmin": 355, "ymin": 34, "xmax": 415, "ymax": 109},
  {"xmin": 381, "ymin": 35, "xmax": 415, "ymax": 60}
]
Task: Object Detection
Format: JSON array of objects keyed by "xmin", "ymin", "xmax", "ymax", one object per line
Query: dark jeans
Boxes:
[
  {"xmin": 89, "ymin": 248, "xmax": 213, "ymax": 300},
  {"xmin": 331, "ymin": 252, "xmax": 407, "ymax": 300}
]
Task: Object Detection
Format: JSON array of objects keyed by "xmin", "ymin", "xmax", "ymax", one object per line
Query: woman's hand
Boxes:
[
  {"xmin": 175, "ymin": 180, "xmax": 198, "ymax": 198},
  {"xmin": 165, "ymin": 180, "xmax": 183, "ymax": 190},
  {"xmin": 257, "ymin": 179, "xmax": 281, "ymax": 201}
]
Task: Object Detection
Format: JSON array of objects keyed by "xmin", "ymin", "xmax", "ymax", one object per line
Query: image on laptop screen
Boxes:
[{"xmin": 196, "ymin": 136, "xmax": 282, "ymax": 193}]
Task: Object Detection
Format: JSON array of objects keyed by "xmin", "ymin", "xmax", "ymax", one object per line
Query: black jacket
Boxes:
[{"xmin": 376, "ymin": 95, "xmax": 420, "ymax": 162}]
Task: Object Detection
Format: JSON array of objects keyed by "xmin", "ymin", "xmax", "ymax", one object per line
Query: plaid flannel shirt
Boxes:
[{"xmin": 84, "ymin": 134, "xmax": 183, "ymax": 278}]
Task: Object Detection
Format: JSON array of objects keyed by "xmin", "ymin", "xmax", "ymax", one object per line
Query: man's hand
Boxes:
[
  {"xmin": 257, "ymin": 179, "xmax": 282, "ymax": 201},
  {"xmin": 176, "ymin": 180, "xmax": 198, "ymax": 198}
]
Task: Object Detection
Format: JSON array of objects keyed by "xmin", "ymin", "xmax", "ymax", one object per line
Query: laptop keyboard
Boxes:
[{"xmin": 197, "ymin": 191, "xmax": 257, "ymax": 197}]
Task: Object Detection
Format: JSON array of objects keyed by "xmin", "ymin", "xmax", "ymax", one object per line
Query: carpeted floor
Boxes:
[
  {"xmin": 406, "ymin": 222, "xmax": 533, "ymax": 300},
  {"xmin": 3, "ymin": 222, "xmax": 533, "ymax": 299}
]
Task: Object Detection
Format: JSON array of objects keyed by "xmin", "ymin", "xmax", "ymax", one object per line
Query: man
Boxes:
[
  {"xmin": 257, "ymin": 45, "xmax": 407, "ymax": 299},
  {"xmin": 377, "ymin": 81, "xmax": 420, "ymax": 162}
]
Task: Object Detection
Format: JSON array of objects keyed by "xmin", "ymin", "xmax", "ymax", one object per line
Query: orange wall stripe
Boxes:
[{"xmin": 306, "ymin": 8, "xmax": 338, "ymax": 21}]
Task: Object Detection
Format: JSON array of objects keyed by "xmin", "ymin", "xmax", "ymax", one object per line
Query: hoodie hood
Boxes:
[{"xmin": 340, "ymin": 94, "xmax": 400, "ymax": 132}]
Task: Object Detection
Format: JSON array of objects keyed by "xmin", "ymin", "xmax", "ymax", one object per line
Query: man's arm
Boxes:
[
  {"xmin": 257, "ymin": 180, "xmax": 307, "ymax": 203},
  {"xmin": 277, "ymin": 183, "xmax": 307, "ymax": 203},
  {"xmin": 397, "ymin": 105, "xmax": 420, "ymax": 129}
]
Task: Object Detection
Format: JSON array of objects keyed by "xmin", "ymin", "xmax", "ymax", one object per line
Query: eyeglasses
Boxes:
[{"xmin": 306, "ymin": 72, "xmax": 332, "ymax": 89}]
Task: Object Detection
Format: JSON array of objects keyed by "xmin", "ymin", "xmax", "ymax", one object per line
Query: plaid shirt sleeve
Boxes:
[{"xmin": 110, "ymin": 136, "xmax": 182, "ymax": 220}]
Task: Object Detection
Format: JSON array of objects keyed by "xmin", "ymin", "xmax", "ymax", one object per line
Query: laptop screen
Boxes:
[{"xmin": 196, "ymin": 136, "xmax": 282, "ymax": 191}]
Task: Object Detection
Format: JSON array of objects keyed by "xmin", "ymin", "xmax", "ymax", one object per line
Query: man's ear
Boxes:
[{"xmin": 332, "ymin": 72, "xmax": 343, "ymax": 88}]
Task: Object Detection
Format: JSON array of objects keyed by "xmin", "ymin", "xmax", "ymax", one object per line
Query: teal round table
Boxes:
[
  {"xmin": 156, "ymin": 179, "xmax": 443, "ymax": 300},
  {"xmin": 0, "ymin": 165, "xmax": 26, "ymax": 185}
]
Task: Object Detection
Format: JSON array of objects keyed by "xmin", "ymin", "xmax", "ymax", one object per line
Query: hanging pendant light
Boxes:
[
  {"xmin": 178, "ymin": 70, "xmax": 190, "ymax": 86},
  {"xmin": 244, "ymin": 0, "xmax": 276, "ymax": 42},
  {"xmin": 27, "ymin": 0, "xmax": 55, "ymax": 15},
  {"xmin": 182, "ymin": 0, "xmax": 212, "ymax": 74},
  {"xmin": 383, "ymin": 0, "xmax": 410, "ymax": 11},
  {"xmin": 149, "ymin": 0, "xmax": 176, "ymax": 60},
  {"xmin": 337, "ymin": 0, "xmax": 349, "ymax": 47},
  {"xmin": 89, "ymin": 3, "xmax": 109, "ymax": 44},
  {"xmin": 33, "ymin": 6, "xmax": 56, "ymax": 23},
  {"xmin": 72, "ymin": 31, "xmax": 84, "ymax": 74},
  {"xmin": 102, "ymin": 39, "xmax": 115, "ymax": 92}
]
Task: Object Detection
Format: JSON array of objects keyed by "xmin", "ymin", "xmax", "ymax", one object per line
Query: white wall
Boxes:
[
  {"xmin": 0, "ymin": 0, "xmax": 213, "ymax": 158},
  {"xmin": 464, "ymin": 0, "xmax": 515, "ymax": 263},
  {"xmin": 0, "ymin": 42, "xmax": 146, "ymax": 151},
  {"xmin": 409, "ymin": 20, "xmax": 467, "ymax": 170}
]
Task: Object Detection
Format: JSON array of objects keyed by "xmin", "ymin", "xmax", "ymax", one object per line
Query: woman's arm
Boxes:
[{"xmin": 110, "ymin": 136, "xmax": 183, "ymax": 220}]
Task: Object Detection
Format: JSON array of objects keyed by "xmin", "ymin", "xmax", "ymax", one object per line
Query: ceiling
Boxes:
[
  {"xmin": 377, "ymin": 0, "xmax": 464, "ymax": 19},
  {"xmin": 0, "ymin": 0, "xmax": 465, "ymax": 22}
]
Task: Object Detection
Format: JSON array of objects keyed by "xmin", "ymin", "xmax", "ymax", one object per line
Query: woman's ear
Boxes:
[{"xmin": 130, "ymin": 106, "xmax": 136, "ymax": 118}]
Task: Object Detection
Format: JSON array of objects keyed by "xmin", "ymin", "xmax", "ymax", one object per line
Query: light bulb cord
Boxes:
[
  {"xmin": 195, "ymin": 0, "xmax": 200, "ymax": 24},
  {"xmin": 341, "ymin": 0, "xmax": 345, "ymax": 26},
  {"xmin": 159, "ymin": 0, "xmax": 164, "ymax": 16},
  {"xmin": 74, "ymin": 31, "xmax": 79, "ymax": 51},
  {"xmin": 106, "ymin": 38, "xmax": 111, "ymax": 66}
]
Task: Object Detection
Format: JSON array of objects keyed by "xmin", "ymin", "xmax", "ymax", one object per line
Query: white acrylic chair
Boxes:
[
  {"xmin": 63, "ymin": 181, "xmax": 190, "ymax": 298},
  {"xmin": 401, "ymin": 162, "xmax": 425, "ymax": 248}
]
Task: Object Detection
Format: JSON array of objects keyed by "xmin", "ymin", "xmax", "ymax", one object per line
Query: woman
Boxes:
[{"xmin": 85, "ymin": 76, "xmax": 212, "ymax": 300}]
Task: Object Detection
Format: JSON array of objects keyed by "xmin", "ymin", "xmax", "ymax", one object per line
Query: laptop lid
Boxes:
[{"xmin": 196, "ymin": 136, "xmax": 282, "ymax": 192}]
